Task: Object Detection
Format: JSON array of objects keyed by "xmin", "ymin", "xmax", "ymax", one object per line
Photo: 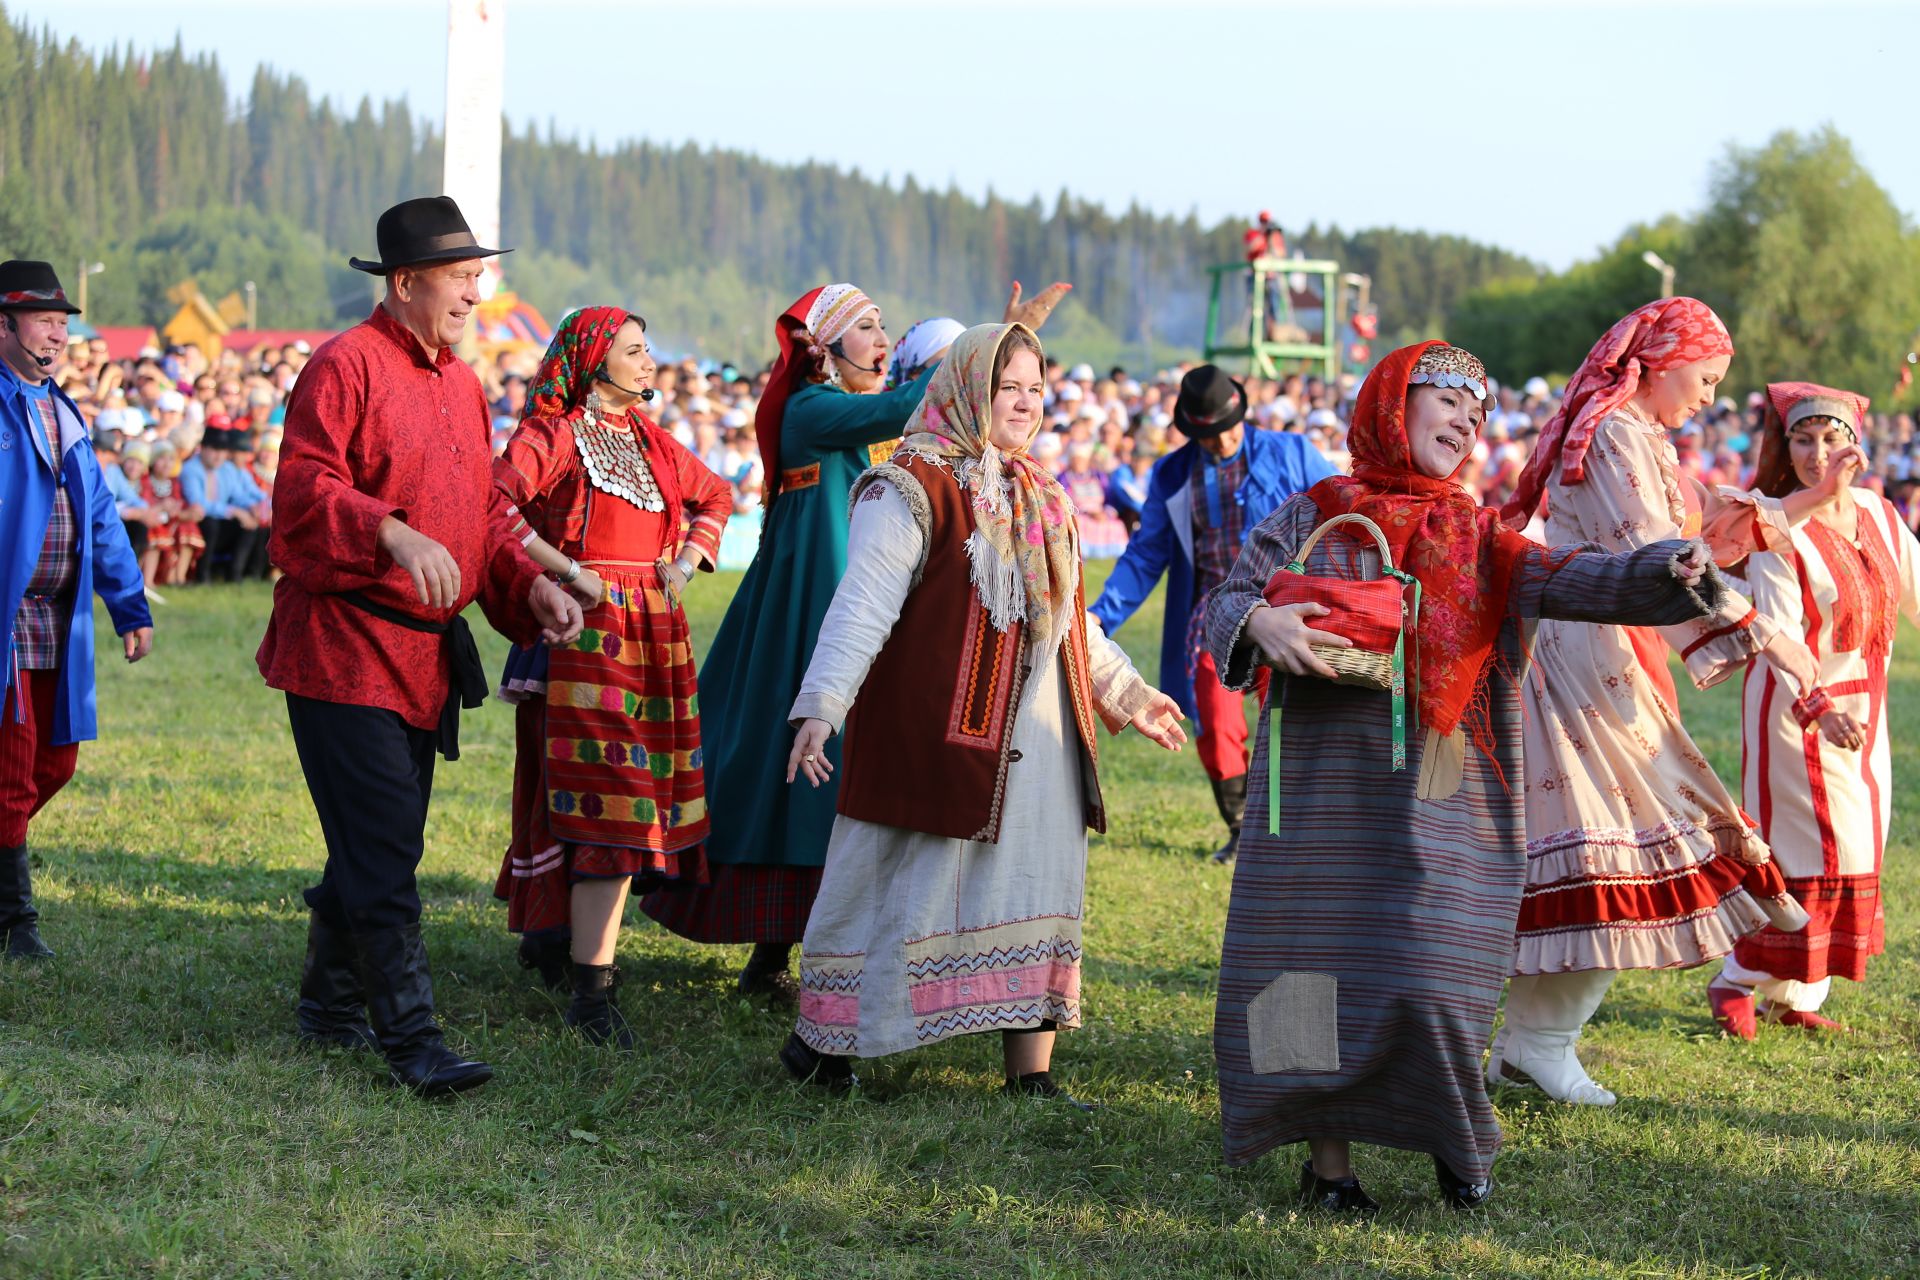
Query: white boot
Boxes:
[{"xmin": 1490, "ymin": 970, "xmax": 1617, "ymax": 1106}]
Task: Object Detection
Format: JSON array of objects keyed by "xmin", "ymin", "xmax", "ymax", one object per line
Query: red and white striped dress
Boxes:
[{"xmin": 1735, "ymin": 495, "xmax": 1920, "ymax": 985}]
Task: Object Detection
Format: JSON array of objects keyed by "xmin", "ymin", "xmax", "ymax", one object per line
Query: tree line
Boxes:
[
  {"xmin": 1451, "ymin": 129, "xmax": 1920, "ymax": 404},
  {"xmin": 0, "ymin": 7, "xmax": 1537, "ymax": 367}
]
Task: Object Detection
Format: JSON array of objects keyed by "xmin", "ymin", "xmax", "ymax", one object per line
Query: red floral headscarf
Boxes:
[
  {"xmin": 1308, "ymin": 341, "xmax": 1556, "ymax": 757},
  {"xmin": 1503, "ymin": 297, "xmax": 1733, "ymax": 523},
  {"xmin": 521, "ymin": 304, "xmax": 681, "ymax": 518}
]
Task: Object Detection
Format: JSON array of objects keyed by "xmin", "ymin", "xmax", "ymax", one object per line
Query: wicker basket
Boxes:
[
  {"xmin": 1312, "ymin": 642, "xmax": 1393, "ymax": 690},
  {"xmin": 1290, "ymin": 514, "xmax": 1401, "ymax": 689}
]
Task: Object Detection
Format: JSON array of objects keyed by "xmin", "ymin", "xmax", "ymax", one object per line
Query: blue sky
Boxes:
[{"xmin": 17, "ymin": 0, "xmax": 1918, "ymax": 269}]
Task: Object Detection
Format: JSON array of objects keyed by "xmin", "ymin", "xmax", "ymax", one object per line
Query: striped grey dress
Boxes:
[{"xmin": 1205, "ymin": 494, "xmax": 1718, "ymax": 1182}]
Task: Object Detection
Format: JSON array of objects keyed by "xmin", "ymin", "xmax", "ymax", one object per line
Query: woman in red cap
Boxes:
[{"xmin": 1707, "ymin": 382, "xmax": 1915, "ymax": 1036}]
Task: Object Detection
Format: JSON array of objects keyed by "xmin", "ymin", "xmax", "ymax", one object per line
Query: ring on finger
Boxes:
[{"xmin": 804, "ymin": 753, "xmax": 817, "ymax": 763}]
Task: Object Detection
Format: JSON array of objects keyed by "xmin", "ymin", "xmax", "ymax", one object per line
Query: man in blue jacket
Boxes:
[
  {"xmin": 1089, "ymin": 365, "xmax": 1333, "ymax": 863},
  {"xmin": 0, "ymin": 261, "xmax": 153, "ymax": 958}
]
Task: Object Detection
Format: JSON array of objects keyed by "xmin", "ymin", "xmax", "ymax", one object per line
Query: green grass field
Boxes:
[{"xmin": 1, "ymin": 569, "xmax": 1915, "ymax": 1278}]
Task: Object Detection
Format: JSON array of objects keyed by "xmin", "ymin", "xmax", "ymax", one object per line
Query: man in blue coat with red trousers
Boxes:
[
  {"xmin": 1089, "ymin": 365, "xmax": 1331, "ymax": 863},
  {"xmin": 0, "ymin": 261, "xmax": 153, "ymax": 958}
]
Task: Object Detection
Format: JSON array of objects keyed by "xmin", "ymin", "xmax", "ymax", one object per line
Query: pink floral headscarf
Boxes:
[{"xmin": 1503, "ymin": 297, "xmax": 1733, "ymax": 523}]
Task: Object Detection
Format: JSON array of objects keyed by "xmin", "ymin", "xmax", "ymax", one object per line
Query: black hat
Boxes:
[
  {"xmin": 348, "ymin": 196, "xmax": 511, "ymax": 275},
  {"xmin": 1173, "ymin": 364, "xmax": 1248, "ymax": 439},
  {"xmin": 0, "ymin": 260, "xmax": 82, "ymax": 314}
]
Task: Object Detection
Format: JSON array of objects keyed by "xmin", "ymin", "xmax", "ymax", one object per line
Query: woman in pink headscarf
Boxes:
[{"xmin": 1488, "ymin": 298, "xmax": 1817, "ymax": 1107}]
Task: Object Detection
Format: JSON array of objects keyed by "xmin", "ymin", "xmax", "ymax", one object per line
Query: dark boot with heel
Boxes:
[
  {"xmin": 295, "ymin": 913, "xmax": 378, "ymax": 1051},
  {"xmin": 0, "ymin": 845, "xmax": 54, "ymax": 959},
  {"xmin": 517, "ymin": 930, "xmax": 573, "ymax": 992},
  {"xmin": 1209, "ymin": 774, "xmax": 1248, "ymax": 865},
  {"xmin": 738, "ymin": 941, "xmax": 800, "ymax": 1005},
  {"xmin": 564, "ymin": 962, "xmax": 634, "ymax": 1049},
  {"xmin": 349, "ymin": 923, "xmax": 492, "ymax": 1096}
]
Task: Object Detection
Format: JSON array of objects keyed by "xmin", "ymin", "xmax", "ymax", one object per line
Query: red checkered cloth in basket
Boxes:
[{"xmin": 1262, "ymin": 566, "xmax": 1406, "ymax": 655}]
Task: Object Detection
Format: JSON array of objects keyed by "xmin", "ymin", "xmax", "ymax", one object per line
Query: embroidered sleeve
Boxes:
[
  {"xmin": 493, "ymin": 415, "xmax": 575, "ymax": 509},
  {"xmin": 789, "ymin": 481, "xmax": 924, "ymax": 734},
  {"xmin": 663, "ymin": 434, "xmax": 731, "ymax": 570}
]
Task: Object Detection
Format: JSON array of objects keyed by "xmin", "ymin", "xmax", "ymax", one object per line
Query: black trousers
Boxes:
[
  {"xmin": 286, "ymin": 694, "xmax": 438, "ymax": 931},
  {"xmin": 198, "ymin": 518, "xmax": 261, "ymax": 582}
]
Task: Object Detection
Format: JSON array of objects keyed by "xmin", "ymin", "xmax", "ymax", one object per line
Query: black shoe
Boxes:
[
  {"xmin": 1002, "ymin": 1070, "xmax": 1099, "ymax": 1111},
  {"xmin": 1298, "ymin": 1161, "xmax": 1379, "ymax": 1214},
  {"xmin": 348, "ymin": 923, "xmax": 493, "ymax": 1096},
  {"xmin": 1433, "ymin": 1155, "xmax": 1493, "ymax": 1210},
  {"xmin": 738, "ymin": 942, "xmax": 800, "ymax": 1006},
  {"xmin": 564, "ymin": 962, "xmax": 635, "ymax": 1049},
  {"xmin": 0, "ymin": 845, "xmax": 54, "ymax": 959},
  {"xmin": 779, "ymin": 1030, "xmax": 854, "ymax": 1094},
  {"xmin": 295, "ymin": 913, "xmax": 378, "ymax": 1051},
  {"xmin": 738, "ymin": 966, "xmax": 801, "ymax": 1006},
  {"xmin": 1209, "ymin": 774, "xmax": 1248, "ymax": 865},
  {"xmin": 517, "ymin": 931, "xmax": 572, "ymax": 991}
]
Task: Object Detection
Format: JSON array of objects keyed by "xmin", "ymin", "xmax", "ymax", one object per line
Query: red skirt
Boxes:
[
  {"xmin": 494, "ymin": 568, "xmax": 710, "ymax": 936},
  {"xmin": 1732, "ymin": 874, "xmax": 1885, "ymax": 983}
]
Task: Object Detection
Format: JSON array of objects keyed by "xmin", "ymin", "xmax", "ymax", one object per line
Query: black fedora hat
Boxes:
[
  {"xmin": 0, "ymin": 260, "xmax": 82, "ymax": 314},
  {"xmin": 1173, "ymin": 364, "xmax": 1248, "ymax": 439},
  {"xmin": 348, "ymin": 196, "xmax": 511, "ymax": 275}
]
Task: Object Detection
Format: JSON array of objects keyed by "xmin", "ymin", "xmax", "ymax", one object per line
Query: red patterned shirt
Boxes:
[
  {"xmin": 257, "ymin": 306, "xmax": 543, "ymax": 729},
  {"xmin": 12, "ymin": 388, "xmax": 77, "ymax": 669}
]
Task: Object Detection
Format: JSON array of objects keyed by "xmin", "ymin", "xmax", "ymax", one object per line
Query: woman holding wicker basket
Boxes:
[{"xmin": 1203, "ymin": 341, "xmax": 1726, "ymax": 1214}]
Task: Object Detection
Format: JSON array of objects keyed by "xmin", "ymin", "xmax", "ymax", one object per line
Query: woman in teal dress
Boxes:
[{"xmin": 643, "ymin": 280, "xmax": 1069, "ymax": 998}]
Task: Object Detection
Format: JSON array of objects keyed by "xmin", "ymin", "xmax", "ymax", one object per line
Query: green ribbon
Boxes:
[{"xmin": 1267, "ymin": 705, "xmax": 1281, "ymax": 836}]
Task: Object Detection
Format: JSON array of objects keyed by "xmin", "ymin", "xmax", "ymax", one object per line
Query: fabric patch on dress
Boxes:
[{"xmin": 1247, "ymin": 971, "xmax": 1340, "ymax": 1073}]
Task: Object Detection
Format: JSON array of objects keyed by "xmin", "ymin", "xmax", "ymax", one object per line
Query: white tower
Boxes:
[{"xmin": 443, "ymin": 0, "xmax": 506, "ymax": 299}]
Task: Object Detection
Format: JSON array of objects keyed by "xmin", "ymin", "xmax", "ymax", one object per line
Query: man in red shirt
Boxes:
[{"xmin": 259, "ymin": 197, "xmax": 583, "ymax": 1096}]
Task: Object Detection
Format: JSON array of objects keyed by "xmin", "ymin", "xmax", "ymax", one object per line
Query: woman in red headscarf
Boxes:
[
  {"xmin": 1707, "ymin": 382, "xmax": 1916, "ymax": 1037},
  {"xmin": 1205, "ymin": 341, "xmax": 1720, "ymax": 1212},
  {"xmin": 1491, "ymin": 298, "xmax": 1817, "ymax": 1108},
  {"xmin": 490, "ymin": 306, "xmax": 731, "ymax": 1046}
]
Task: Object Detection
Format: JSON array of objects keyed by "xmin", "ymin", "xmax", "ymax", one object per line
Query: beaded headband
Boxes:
[
  {"xmin": 1408, "ymin": 344, "xmax": 1491, "ymax": 405},
  {"xmin": 1784, "ymin": 395, "xmax": 1861, "ymax": 439}
]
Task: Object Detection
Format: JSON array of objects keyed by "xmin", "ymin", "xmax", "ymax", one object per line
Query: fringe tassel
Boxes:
[{"xmin": 964, "ymin": 528, "xmax": 1028, "ymax": 633}]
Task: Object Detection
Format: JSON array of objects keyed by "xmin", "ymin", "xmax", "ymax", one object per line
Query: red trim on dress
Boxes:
[{"xmin": 1679, "ymin": 607, "xmax": 1755, "ymax": 661}]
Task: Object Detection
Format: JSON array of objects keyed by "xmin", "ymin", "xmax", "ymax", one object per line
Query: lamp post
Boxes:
[
  {"xmin": 1641, "ymin": 250, "xmax": 1675, "ymax": 299},
  {"xmin": 244, "ymin": 280, "xmax": 258, "ymax": 331},
  {"xmin": 76, "ymin": 261, "xmax": 104, "ymax": 314}
]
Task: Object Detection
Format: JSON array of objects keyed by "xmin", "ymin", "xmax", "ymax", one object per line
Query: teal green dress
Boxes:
[{"xmin": 642, "ymin": 371, "xmax": 934, "ymax": 943}]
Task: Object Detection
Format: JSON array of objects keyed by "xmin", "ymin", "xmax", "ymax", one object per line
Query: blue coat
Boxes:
[
  {"xmin": 0, "ymin": 370, "xmax": 152, "ymax": 744},
  {"xmin": 1089, "ymin": 429, "xmax": 1333, "ymax": 723}
]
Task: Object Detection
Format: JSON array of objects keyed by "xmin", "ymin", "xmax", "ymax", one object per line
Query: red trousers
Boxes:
[
  {"xmin": 0, "ymin": 669, "xmax": 80, "ymax": 846},
  {"xmin": 1192, "ymin": 649, "xmax": 1268, "ymax": 783}
]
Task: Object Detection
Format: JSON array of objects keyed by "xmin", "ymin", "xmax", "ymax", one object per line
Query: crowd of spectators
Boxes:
[{"xmin": 49, "ymin": 327, "xmax": 1920, "ymax": 603}]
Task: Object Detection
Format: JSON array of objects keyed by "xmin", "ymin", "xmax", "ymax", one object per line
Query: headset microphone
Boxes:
[
  {"xmin": 595, "ymin": 363, "xmax": 656, "ymax": 402},
  {"xmin": 3, "ymin": 315, "xmax": 52, "ymax": 367},
  {"xmin": 829, "ymin": 340, "xmax": 885, "ymax": 375}
]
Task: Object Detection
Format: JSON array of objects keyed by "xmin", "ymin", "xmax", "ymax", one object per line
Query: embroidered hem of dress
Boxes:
[
  {"xmin": 1523, "ymin": 813, "xmax": 1768, "ymax": 884},
  {"xmin": 1511, "ymin": 889, "xmax": 1772, "ymax": 974}
]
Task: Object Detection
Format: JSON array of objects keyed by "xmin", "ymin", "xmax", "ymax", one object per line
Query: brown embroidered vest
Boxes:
[{"xmin": 836, "ymin": 452, "xmax": 1106, "ymax": 843}]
